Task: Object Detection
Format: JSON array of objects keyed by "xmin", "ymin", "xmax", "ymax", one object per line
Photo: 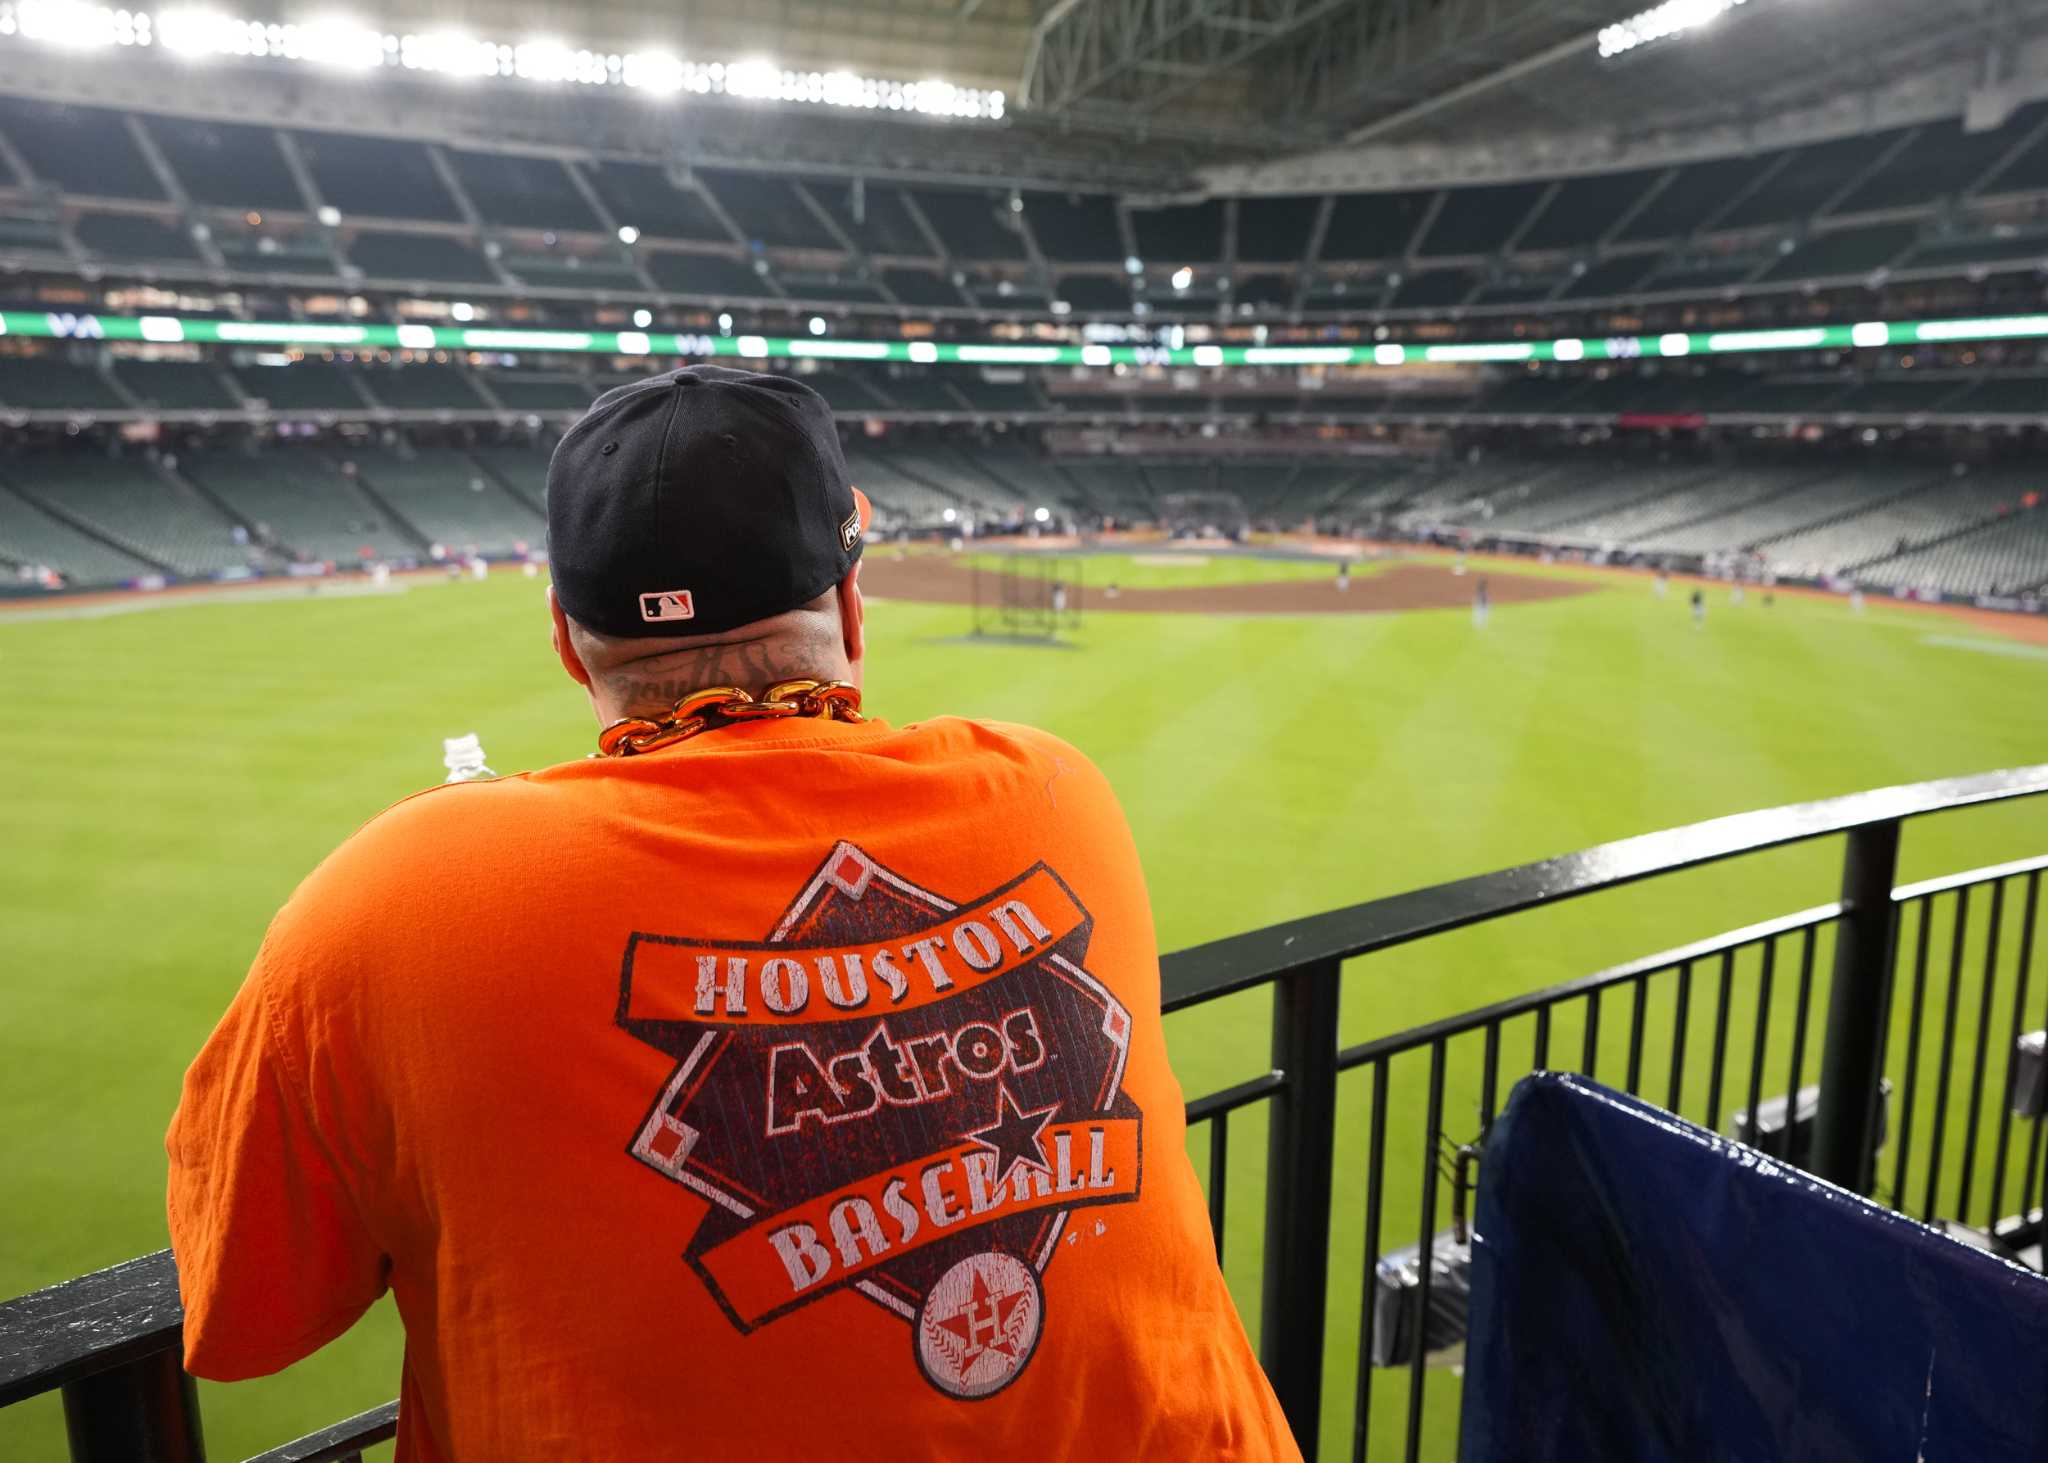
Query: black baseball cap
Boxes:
[{"xmin": 546, "ymin": 365, "xmax": 870, "ymax": 638}]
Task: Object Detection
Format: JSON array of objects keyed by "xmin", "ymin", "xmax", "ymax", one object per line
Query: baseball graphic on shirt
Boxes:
[
  {"xmin": 915, "ymin": 1249, "xmax": 1045, "ymax": 1399},
  {"xmin": 617, "ymin": 841, "xmax": 1143, "ymax": 1398}
]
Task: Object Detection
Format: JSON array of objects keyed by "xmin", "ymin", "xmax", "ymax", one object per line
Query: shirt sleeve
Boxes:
[{"xmin": 165, "ymin": 949, "xmax": 389, "ymax": 1381}]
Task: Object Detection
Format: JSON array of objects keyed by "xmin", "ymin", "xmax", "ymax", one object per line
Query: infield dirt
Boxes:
[{"xmin": 859, "ymin": 556, "xmax": 1591, "ymax": 614}]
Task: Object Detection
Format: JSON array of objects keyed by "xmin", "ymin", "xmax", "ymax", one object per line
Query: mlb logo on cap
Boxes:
[{"xmin": 640, "ymin": 589, "xmax": 696, "ymax": 623}]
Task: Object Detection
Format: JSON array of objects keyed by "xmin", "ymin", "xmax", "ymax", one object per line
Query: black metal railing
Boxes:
[{"xmin": 4, "ymin": 766, "xmax": 2046, "ymax": 1462}]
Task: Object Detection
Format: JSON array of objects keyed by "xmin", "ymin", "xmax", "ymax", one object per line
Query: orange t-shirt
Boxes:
[{"xmin": 167, "ymin": 714, "xmax": 1302, "ymax": 1462}]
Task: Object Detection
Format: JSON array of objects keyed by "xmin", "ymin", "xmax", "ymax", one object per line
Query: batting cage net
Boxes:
[{"xmin": 970, "ymin": 555, "xmax": 1082, "ymax": 641}]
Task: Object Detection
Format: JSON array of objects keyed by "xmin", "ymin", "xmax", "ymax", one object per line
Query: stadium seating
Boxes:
[
  {"xmin": 1858, "ymin": 508, "xmax": 2048, "ymax": 597},
  {"xmin": 963, "ymin": 451, "xmax": 1085, "ymax": 514},
  {"xmin": 949, "ymin": 376, "xmax": 1050, "ymax": 413},
  {"xmin": 1477, "ymin": 462, "xmax": 1713, "ymax": 537},
  {"xmin": 1555, "ymin": 254, "xmax": 1658, "ymax": 301},
  {"xmin": 1023, "ymin": 192, "xmax": 1124, "ymax": 262},
  {"xmin": 644, "ymin": 251, "xmax": 771, "ymax": 298},
  {"xmin": 112, "ymin": 360, "xmax": 242, "ymax": 412},
  {"xmin": 0, "ymin": 97, "xmax": 163, "ymax": 199},
  {"xmin": 340, "ymin": 446, "xmax": 544, "ymax": 555},
  {"xmin": 874, "ymin": 373, "xmax": 967, "ymax": 413},
  {"xmin": 212, "ymin": 219, "xmax": 339, "ymax": 274},
  {"xmin": 445, "ymin": 151, "xmax": 599, "ymax": 233},
  {"xmin": 360, "ymin": 365, "xmax": 493, "ymax": 413},
  {"xmin": 294, "ymin": 131, "xmax": 462, "ymax": 222},
  {"xmin": 913, "ymin": 187, "xmax": 1027, "ymax": 260},
  {"xmin": 811, "ymin": 181, "xmax": 932, "ymax": 256},
  {"xmin": 347, "ymin": 231, "xmax": 498, "ymax": 284},
  {"xmin": 841, "ymin": 450, "xmax": 969, "ymax": 523},
  {"xmin": 1130, "ymin": 202, "xmax": 1222, "ymax": 263},
  {"xmin": 0, "ymin": 357, "xmax": 126, "ymax": 412},
  {"xmin": 885, "ymin": 450, "xmax": 1031, "ymax": 515},
  {"xmin": 7, "ymin": 92, "xmax": 2048, "ymax": 332},
  {"xmin": 230, "ymin": 360, "xmax": 373, "ymax": 414},
  {"xmin": 1758, "ymin": 222, "xmax": 1920, "ymax": 282},
  {"xmin": 1758, "ymin": 467, "xmax": 2028, "ymax": 579},
  {"xmin": 1645, "ymin": 467, "xmax": 1916, "ymax": 556},
  {"xmin": 1059, "ymin": 460, "xmax": 1157, "ymax": 520},
  {"xmin": 467, "ymin": 444, "xmax": 551, "ymax": 510},
  {"xmin": 180, "ymin": 446, "xmax": 419, "ymax": 562},
  {"xmin": 2, "ymin": 449, "xmax": 250, "ymax": 576},
  {"xmin": 0, "ymin": 206, "xmax": 68, "ymax": 257},
  {"xmin": 1833, "ymin": 113, "xmax": 2043, "ymax": 212},
  {"xmin": 480, "ymin": 372, "xmax": 593, "ymax": 413},
  {"xmin": 73, "ymin": 212, "xmax": 202, "ymax": 264},
  {"xmin": 588, "ymin": 163, "xmax": 733, "ymax": 242},
  {"xmin": 1516, "ymin": 170, "xmax": 1663, "ymax": 252},
  {"xmin": 0, "ymin": 483, "xmax": 154, "ymax": 585},
  {"xmin": 1624, "ymin": 467, "xmax": 1850, "ymax": 553},
  {"xmin": 700, "ymin": 171, "xmax": 836, "ymax": 250},
  {"xmin": 145, "ymin": 116, "xmax": 304, "ymax": 211}
]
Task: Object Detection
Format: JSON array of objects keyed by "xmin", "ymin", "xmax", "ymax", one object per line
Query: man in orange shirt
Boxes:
[{"xmin": 168, "ymin": 366, "xmax": 1301, "ymax": 1461}]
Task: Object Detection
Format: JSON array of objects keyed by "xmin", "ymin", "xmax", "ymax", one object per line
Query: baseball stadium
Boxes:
[{"xmin": 4, "ymin": 0, "xmax": 2048, "ymax": 1459}]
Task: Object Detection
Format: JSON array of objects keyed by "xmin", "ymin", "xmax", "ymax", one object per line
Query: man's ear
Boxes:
[
  {"xmin": 548, "ymin": 586, "xmax": 594, "ymax": 689},
  {"xmin": 838, "ymin": 563, "xmax": 865, "ymax": 673}
]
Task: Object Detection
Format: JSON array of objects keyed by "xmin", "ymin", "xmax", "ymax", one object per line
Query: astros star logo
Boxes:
[{"xmin": 970, "ymin": 1083, "xmax": 1059, "ymax": 1188}]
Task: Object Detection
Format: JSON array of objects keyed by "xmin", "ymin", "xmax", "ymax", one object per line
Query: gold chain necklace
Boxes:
[{"xmin": 596, "ymin": 678, "xmax": 865, "ymax": 757}]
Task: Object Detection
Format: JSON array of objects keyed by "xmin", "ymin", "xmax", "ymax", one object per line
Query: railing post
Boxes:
[
  {"xmin": 1260, "ymin": 956, "xmax": 1341, "ymax": 1456},
  {"xmin": 61, "ymin": 1349, "xmax": 204, "ymax": 1463},
  {"xmin": 1811, "ymin": 818, "xmax": 1903, "ymax": 1193}
]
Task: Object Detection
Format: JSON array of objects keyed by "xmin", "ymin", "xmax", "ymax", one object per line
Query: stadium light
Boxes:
[
  {"xmin": 616, "ymin": 225, "xmax": 640, "ymax": 245},
  {"xmin": 399, "ymin": 30, "xmax": 498, "ymax": 78},
  {"xmin": 290, "ymin": 16, "xmax": 383, "ymax": 69},
  {"xmin": 512, "ymin": 39, "xmax": 609, "ymax": 85},
  {"xmin": 156, "ymin": 7, "xmax": 235, "ymax": 55},
  {"xmin": 14, "ymin": 0, "xmax": 142, "ymax": 45},
  {"xmin": 0, "ymin": 2, "xmax": 1008, "ymax": 118},
  {"xmin": 450, "ymin": 301, "xmax": 474, "ymax": 321},
  {"xmin": 1171, "ymin": 267, "xmax": 1194, "ymax": 291},
  {"xmin": 621, "ymin": 49, "xmax": 683, "ymax": 94},
  {"xmin": 808, "ymin": 315, "xmax": 827, "ymax": 336},
  {"xmin": 1599, "ymin": 0, "xmax": 1748, "ymax": 59},
  {"xmin": 316, "ymin": 205, "xmax": 341, "ymax": 226},
  {"xmin": 631, "ymin": 308, "xmax": 652, "ymax": 328}
]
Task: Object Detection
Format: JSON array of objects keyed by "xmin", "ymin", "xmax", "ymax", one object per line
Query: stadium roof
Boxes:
[
  {"xmin": 0, "ymin": 0, "xmax": 2043, "ymax": 185},
  {"xmin": 457, "ymin": 0, "xmax": 2048, "ymax": 154}
]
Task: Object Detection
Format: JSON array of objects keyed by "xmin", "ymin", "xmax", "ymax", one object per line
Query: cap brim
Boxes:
[{"xmin": 852, "ymin": 486, "xmax": 873, "ymax": 535}]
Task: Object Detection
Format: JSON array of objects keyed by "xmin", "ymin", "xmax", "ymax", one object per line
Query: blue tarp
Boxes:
[{"xmin": 1460, "ymin": 1072, "xmax": 2048, "ymax": 1462}]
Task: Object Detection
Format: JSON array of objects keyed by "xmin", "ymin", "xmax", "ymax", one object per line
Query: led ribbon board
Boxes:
[{"xmin": 17, "ymin": 311, "xmax": 2048, "ymax": 366}]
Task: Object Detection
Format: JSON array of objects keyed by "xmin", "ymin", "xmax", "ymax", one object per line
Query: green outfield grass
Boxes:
[{"xmin": 3, "ymin": 560, "xmax": 2045, "ymax": 1461}]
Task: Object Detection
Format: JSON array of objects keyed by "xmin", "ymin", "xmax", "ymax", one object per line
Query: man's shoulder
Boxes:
[
  {"xmin": 281, "ymin": 771, "xmax": 559, "ymax": 920},
  {"xmin": 912, "ymin": 715, "xmax": 1091, "ymax": 766}
]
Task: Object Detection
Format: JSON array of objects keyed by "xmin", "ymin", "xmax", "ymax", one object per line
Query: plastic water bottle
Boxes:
[{"xmin": 442, "ymin": 733, "xmax": 496, "ymax": 783}]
